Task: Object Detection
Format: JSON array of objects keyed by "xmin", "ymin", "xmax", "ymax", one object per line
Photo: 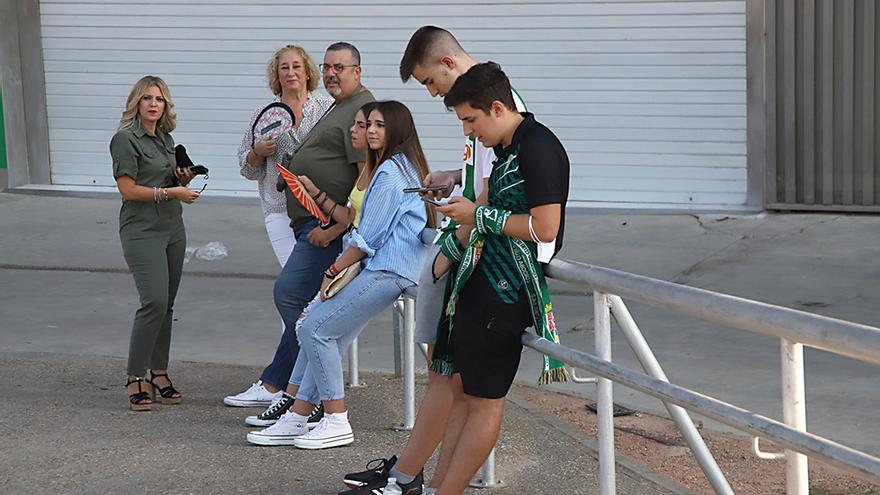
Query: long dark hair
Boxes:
[
  {"xmin": 354, "ymin": 101, "xmax": 379, "ymax": 152},
  {"xmin": 365, "ymin": 101, "xmax": 436, "ymax": 227}
]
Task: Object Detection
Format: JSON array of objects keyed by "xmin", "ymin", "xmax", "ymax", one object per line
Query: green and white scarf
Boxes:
[{"xmin": 431, "ymin": 205, "xmax": 569, "ymax": 384}]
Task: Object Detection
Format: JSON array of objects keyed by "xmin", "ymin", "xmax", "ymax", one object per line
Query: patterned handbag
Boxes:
[{"xmin": 322, "ymin": 262, "xmax": 362, "ymax": 299}]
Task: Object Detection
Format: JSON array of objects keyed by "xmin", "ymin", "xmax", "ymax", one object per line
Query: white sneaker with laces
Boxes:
[
  {"xmin": 246, "ymin": 411, "xmax": 308, "ymax": 446},
  {"xmin": 293, "ymin": 413, "xmax": 354, "ymax": 450},
  {"xmin": 223, "ymin": 380, "xmax": 282, "ymax": 407}
]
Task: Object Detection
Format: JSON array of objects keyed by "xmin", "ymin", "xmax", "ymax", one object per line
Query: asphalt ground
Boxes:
[
  {"xmin": 0, "ymin": 352, "xmax": 683, "ymax": 495},
  {"xmin": 2, "ymin": 191, "xmax": 879, "ymax": 493}
]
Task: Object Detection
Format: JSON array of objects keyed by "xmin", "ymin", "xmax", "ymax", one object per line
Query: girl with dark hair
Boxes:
[
  {"xmin": 243, "ymin": 101, "xmax": 377, "ymax": 430},
  {"xmin": 245, "ymin": 101, "xmax": 435, "ymax": 449}
]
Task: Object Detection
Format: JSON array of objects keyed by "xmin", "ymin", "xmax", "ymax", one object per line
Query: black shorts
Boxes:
[{"xmin": 452, "ymin": 269, "xmax": 532, "ymax": 399}]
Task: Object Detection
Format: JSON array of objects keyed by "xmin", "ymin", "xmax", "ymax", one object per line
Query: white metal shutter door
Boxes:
[{"xmin": 41, "ymin": 0, "xmax": 747, "ymax": 208}]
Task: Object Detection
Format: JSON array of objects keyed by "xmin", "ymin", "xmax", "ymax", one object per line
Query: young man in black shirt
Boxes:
[{"xmin": 425, "ymin": 62, "xmax": 571, "ymax": 494}]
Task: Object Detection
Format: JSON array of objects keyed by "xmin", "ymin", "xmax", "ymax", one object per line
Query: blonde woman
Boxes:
[
  {"xmin": 110, "ymin": 75, "xmax": 200, "ymax": 411},
  {"xmin": 226, "ymin": 45, "xmax": 334, "ymax": 407}
]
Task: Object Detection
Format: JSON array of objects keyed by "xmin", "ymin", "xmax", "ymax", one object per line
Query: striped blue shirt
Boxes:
[{"xmin": 349, "ymin": 153, "xmax": 429, "ymax": 283}]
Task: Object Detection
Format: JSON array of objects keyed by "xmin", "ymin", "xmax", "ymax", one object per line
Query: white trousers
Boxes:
[
  {"xmin": 264, "ymin": 212, "xmax": 296, "ymax": 269},
  {"xmin": 264, "ymin": 212, "xmax": 296, "ymax": 335}
]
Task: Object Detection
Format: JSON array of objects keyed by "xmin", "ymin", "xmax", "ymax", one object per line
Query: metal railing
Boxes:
[
  {"xmin": 532, "ymin": 258, "xmax": 880, "ymax": 494},
  {"xmin": 349, "ymin": 257, "xmax": 880, "ymax": 493}
]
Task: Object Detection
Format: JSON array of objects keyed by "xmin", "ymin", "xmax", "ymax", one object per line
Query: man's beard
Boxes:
[{"xmin": 325, "ymin": 77, "xmax": 342, "ymax": 97}]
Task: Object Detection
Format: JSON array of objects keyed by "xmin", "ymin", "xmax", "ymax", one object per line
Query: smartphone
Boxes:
[
  {"xmin": 403, "ymin": 185, "xmax": 449, "ymax": 194},
  {"xmin": 422, "ymin": 197, "xmax": 451, "ymax": 207}
]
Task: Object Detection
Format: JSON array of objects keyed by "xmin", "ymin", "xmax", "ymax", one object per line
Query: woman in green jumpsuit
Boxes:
[{"xmin": 110, "ymin": 76, "xmax": 201, "ymax": 411}]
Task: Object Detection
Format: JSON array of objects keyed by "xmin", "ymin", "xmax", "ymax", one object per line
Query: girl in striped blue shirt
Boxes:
[{"xmin": 252, "ymin": 101, "xmax": 436, "ymax": 450}]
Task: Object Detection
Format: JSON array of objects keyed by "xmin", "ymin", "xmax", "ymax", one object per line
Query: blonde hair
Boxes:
[
  {"xmin": 118, "ymin": 75, "xmax": 176, "ymax": 132},
  {"xmin": 268, "ymin": 45, "xmax": 319, "ymax": 96}
]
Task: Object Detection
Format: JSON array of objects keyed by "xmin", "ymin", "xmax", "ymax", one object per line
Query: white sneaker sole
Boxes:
[
  {"xmin": 244, "ymin": 416, "xmax": 321, "ymax": 428},
  {"xmin": 244, "ymin": 416, "xmax": 276, "ymax": 427},
  {"xmin": 246, "ymin": 432, "xmax": 305, "ymax": 446},
  {"xmin": 293, "ymin": 432, "xmax": 354, "ymax": 450},
  {"xmin": 224, "ymin": 397, "xmax": 275, "ymax": 407}
]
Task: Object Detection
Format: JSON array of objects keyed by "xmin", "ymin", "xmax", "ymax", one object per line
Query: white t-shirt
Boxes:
[{"xmin": 435, "ymin": 88, "xmax": 528, "ymax": 235}]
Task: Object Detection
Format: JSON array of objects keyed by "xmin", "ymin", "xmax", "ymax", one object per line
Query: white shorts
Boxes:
[{"xmin": 414, "ymin": 244, "xmax": 449, "ymax": 345}]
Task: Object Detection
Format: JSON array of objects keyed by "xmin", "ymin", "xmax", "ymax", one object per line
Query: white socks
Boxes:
[
  {"xmin": 288, "ymin": 411, "xmax": 309, "ymax": 423},
  {"xmin": 326, "ymin": 410, "xmax": 349, "ymax": 422}
]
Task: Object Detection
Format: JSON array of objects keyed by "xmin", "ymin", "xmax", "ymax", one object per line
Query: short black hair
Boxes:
[
  {"xmin": 399, "ymin": 26, "xmax": 464, "ymax": 82},
  {"xmin": 327, "ymin": 42, "xmax": 361, "ymax": 65},
  {"xmin": 443, "ymin": 62, "xmax": 516, "ymax": 114}
]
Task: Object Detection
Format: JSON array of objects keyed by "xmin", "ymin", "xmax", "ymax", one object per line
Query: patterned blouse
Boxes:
[{"xmin": 238, "ymin": 93, "xmax": 335, "ymax": 215}]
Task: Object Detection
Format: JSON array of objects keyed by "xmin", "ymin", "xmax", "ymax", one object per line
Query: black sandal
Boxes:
[
  {"xmin": 146, "ymin": 371, "xmax": 182, "ymax": 405},
  {"xmin": 126, "ymin": 377, "xmax": 152, "ymax": 411}
]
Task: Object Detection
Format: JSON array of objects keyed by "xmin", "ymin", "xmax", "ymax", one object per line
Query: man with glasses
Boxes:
[{"xmin": 225, "ymin": 43, "xmax": 375, "ymax": 436}]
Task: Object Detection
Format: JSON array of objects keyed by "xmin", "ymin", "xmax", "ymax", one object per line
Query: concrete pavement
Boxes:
[
  {"xmin": 0, "ymin": 353, "xmax": 682, "ymax": 495},
  {"xmin": 1, "ymin": 190, "xmax": 879, "ymax": 492}
]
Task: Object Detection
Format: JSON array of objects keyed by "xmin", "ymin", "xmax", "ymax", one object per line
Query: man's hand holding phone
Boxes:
[
  {"xmin": 435, "ymin": 196, "xmax": 476, "ymax": 226},
  {"xmin": 421, "ymin": 170, "xmax": 456, "ymax": 199}
]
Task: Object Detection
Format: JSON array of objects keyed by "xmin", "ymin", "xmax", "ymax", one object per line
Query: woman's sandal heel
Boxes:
[
  {"xmin": 126, "ymin": 377, "xmax": 152, "ymax": 411},
  {"xmin": 146, "ymin": 371, "xmax": 182, "ymax": 405}
]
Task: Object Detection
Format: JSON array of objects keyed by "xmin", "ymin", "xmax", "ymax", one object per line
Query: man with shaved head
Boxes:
[{"xmin": 337, "ymin": 27, "xmax": 526, "ymax": 495}]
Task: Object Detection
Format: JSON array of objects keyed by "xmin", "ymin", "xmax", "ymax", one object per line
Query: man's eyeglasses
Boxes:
[{"xmin": 320, "ymin": 63, "xmax": 359, "ymax": 73}]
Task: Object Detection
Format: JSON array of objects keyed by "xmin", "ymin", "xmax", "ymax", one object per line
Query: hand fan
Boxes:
[
  {"xmin": 275, "ymin": 165, "xmax": 329, "ymax": 224},
  {"xmin": 252, "ymin": 102, "xmax": 295, "ymax": 147}
]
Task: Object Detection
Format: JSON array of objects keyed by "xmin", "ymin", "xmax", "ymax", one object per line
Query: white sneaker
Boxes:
[
  {"xmin": 293, "ymin": 414, "xmax": 354, "ymax": 450},
  {"xmin": 224, "ymin": 381, "xmax": 282, "ymax": 407},
  {"xmin": 246, "ymin": 411, "xmax": 308, "ymax": 446}
]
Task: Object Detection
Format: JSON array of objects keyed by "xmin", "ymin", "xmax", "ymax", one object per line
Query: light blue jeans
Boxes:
[{"xmin": 290, "ymin": 268, "xmax": 415, "ymax": 403}]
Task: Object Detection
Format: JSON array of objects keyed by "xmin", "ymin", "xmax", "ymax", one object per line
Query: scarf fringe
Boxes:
[
  {"xmin": 539, "ymin": 366, "xmax": 570, "ymax": 385},
  {"xmin": 430, "ymin": 358, "xmax": 455, "ymax": 377}
]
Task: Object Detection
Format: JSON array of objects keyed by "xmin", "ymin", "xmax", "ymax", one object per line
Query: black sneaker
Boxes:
[
  {"xmin": 339, "ymin": 458, "xmax": 423, "ymax": 495},
  {"xmin": 307, "ymin": 402, "xmax": 324, "ymax": 430},
  {"xmin": 341, "ymin": 455, "xmax": 397, "ymax": 489},
  {"xmin": 244, "ymin": 392, "xmax": 295, "ymax": 426}
]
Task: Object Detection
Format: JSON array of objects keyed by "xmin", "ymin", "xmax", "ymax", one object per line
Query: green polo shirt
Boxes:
[
  {"xmin": 282, "ymin": 88, "xmax": 375, "ymax": 229},
  {"xmin": 110, "ymin": 120, "xmax": 183, "ymax": 236},
  {"xmin": 479, "ymin": 113, "xmax": 570, "ymax": 303}
]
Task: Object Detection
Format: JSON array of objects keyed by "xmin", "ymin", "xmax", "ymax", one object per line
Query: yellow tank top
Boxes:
[{"xmin": 348, "ymin": 184, "xmax": 366, "ymax": 228}]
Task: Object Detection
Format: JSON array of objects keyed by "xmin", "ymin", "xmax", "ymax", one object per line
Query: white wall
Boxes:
[{"xmin": 41, "ymin": 0, "xmax": 748, "ymax": 208}]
